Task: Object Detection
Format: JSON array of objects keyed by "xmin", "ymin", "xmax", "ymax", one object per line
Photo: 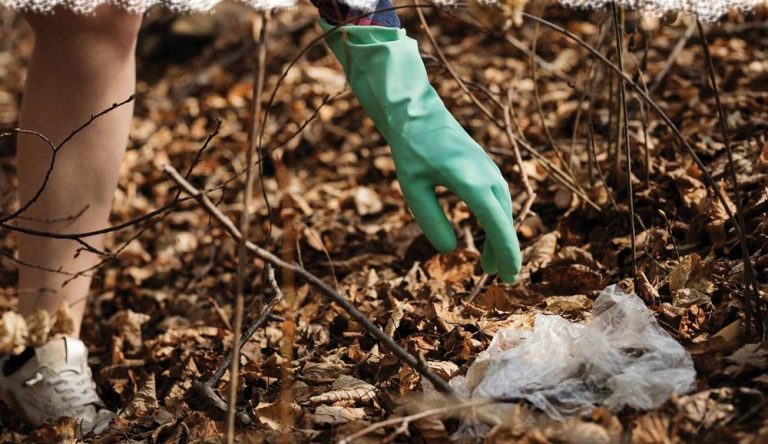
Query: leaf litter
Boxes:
[{"xmin": 0, "ymin": 2, "xmax": 767, "ymax": 443}]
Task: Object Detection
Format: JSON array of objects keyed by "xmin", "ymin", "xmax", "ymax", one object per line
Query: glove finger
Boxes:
[
  {"xmin": 492, "ymin": 182, "xmax": 515, "ymax": 224},
  {"xmin": 401, "ymin": 180, "xmax": 457, "ymax": 254},
  {"xmin": 481, "ymin": 241, "xmax": 497, "ymax": 275},
  {"xmin": 463, "ymin": 191, "xmax": 521, "ymax": 283},
  {"xmin": 492, "ymin": 183, "xmax": 522, "ymax": 282}
]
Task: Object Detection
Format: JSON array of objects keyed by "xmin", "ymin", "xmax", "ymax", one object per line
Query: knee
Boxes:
[{"xmin": 24, "ymin": 5, "xmax": 142, "ymax": 56}]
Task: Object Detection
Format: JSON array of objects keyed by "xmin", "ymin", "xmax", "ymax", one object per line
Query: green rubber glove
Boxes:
[{"xmin": 320, "ymin": 21, "xmax": 521, "ymax": 282}]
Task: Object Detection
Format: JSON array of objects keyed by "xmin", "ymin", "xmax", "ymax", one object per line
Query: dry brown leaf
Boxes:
[
  {"xmin": 302, "ymin": 225, "xmax": 326, "ymax": 251},
  {"xmin": 302, "ymin": 362, "xmax": 349, "ymax": 384},
  {"xmin": 553, "ymin": 246, "xmax": 602, "ymax": 270},
  {"xmin": 669, "ymin": 254, "xmax": 698, "ymax": 292},
  {"xmin": 27, "ymin": 416, "xmax": 79, "ymax": 444},
  {"xmin": 669, "ymin": 254, "xmax": 714, "ymax": 307},
  {"xmin": 700, "ymin": 188, "xmax": 736, "ymax": 248},
  {"xmin": 633, "ymin": 412, "xmax": 675, "ymax": 444},
  {"xmin": 384, "ymin": 298, "xmax": 406, "ymax": 337},
  {"xmin": 675, "ymin": 387, "xmax": 760, "ymax": 429},
  {"xmin": 309, "ymin": 375, "xmax": 376, "ymax": 404},
  {"xmin": 517, "ymin": 214, "xmax": 544, "ymax": 239},
  {"xmin": 25, "ymin": 310, "xmax": 51, "ymax": 347},
  {"xmin": 398, "ymin": 365, "xmax": 421, "ymax": 393},
  {"xmin": 672, "ymin": 288, "xmax": 712, "ymax": 307},
  {"xmin": 117, "ymin": 240, "xmax": 152, "ymax": 263},
  {"xmin": 413, "ymin": 415, "xmax": 450, "ymax": 443},
  {"xmin": 51, "ymin": 302, "xmax": 75, "ymax": 337},
  {"xmin": 522, "ymin": 231, "xmax": 559, "ymax": 273},
  {"xmin": 353, "ymin": 186, "xmax": 383, "ymax": 216},
  {"xmin": 725, "ymin": 343, "xmax": 768, "ymax": 376},
  {"xmin": 543, "ymin": 295, "xmax": 592, "ymax": 314},
  {"xmin": 540, "ymin": 264, "xmax": 604, "ymax": 294},
  {"xmin": 431, "ymin": 299, "xmax": 468, "ymax": 329},
  {"xmin": 312, "ymin": 405, "xmax": 366, "ymax": 426},
  {"xmin": 475, "ymin": 285, "xmax": 515, "ymax": 312},
  {"xmin": 253, "ymin": 402, "xmax": 282, "ymax": 430},
  {"xmin": 121, "ymin": 372, "xmax": 159, "ymax": 418},
  {"xmin": 427, "ymin": 361, "xmax": 460, "ymax": 380},
  {"xmin": 670, "ymin": 254, "xmax": 714, "ymax": 293},
  {"xmin": 553, "ymin": 421, "xmax": 611, "ymax": 444},
  {"xmin": 0, "ymin": 311, "xmax": 28, "ymax": 354},
  {"xmin": 108, "ymin": 310, "xmax": 151, "ymax": 354},
  {"xmin": 554, "ymin": 186, "xmax": 574, "ymax": 210},
  {"xmin": 468, "ymin": 0, "xmax": 528, "ymax": 31},
  {"xmin": 424, "ymin": 250, "xmax": 479, "ymax": 285},
  {"xmin": 636, "ymin": 271, "xmax": 660, "ymax": 302}
]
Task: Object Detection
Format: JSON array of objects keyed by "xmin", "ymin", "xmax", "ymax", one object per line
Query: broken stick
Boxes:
[{"xmin": 163, "ymin": 164, "xmax": 456, "ymax": 396}]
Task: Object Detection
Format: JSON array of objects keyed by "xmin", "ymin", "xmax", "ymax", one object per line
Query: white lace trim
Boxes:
[
  {"xmin": 0, "ymin": 0, "xmax": 764, "ymax": 22},
  {"xmin": 559, "ymin": 0, "xmax": 767, "ymax": 21},
  {"xmin": 0, "ymin": 0, "xmax": 379, "ymax": 14}
]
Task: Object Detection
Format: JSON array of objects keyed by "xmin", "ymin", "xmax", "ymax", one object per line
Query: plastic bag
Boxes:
[{"xmin": 450, "ymin": 285, "xmax": 696, "ymax": 420}]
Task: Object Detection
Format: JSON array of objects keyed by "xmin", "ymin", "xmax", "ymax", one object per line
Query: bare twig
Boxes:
[
  {"xmin": 611, "ymin": 2, "xmax": 638, "ymax": 279},
  {"xmin": 414, "ymin": 3, "xmax": 496, "ymax": 125},
  {"xmin": 587, "ymin": 116, "xmax": 618, "ymax": 210},
  {"xmin": 568, "ymin": 18, "xmax": 610, "ymax": 168},
  {"xmin": 504, "ymin": 34, "xmax": 577, "ymax": 87},
  {"xmin": 468, "ymin": 273, "xmax": 490, "ymax": 302},
  {"xmin": 0, "ymin": 96, "xmax": 136, "ymax": 225},
  {"xmin": 410, "ymin": 2, "xmax": 595, "ymax": 210},
  {"xmin": 208, "ymin": 268, "xmax": 283, "ymax": 386},
  {"xmin": 503, "ymin": 89, "xmax": 536, "ymax": 224},
  {"xmin": 339, "ymin": 398, "xmax": 496, "ymax": 444},
  {"xmin": 530, "ymin": 2, "xmax": 578, "ymax": 184},
  {"xmin": 518, "ymin": 13, "xmax": 751, "ymax": 276},
  {"xmin": 227, "ymin": 11, "xmax": 270, "ymax": 443},
  {"xmin": 649, "ymin": 20, "xmax": 697, "ymax": 95},
  {"xmin": 188, "ymin": 268, "xmax": 282, "ymax": 426},
  {"xmin": 163, "ymin": 164, "xmax": 456, "ymax": 394},
  {"xmin": 696, "ymin": 18, "xmax": 764, "ymax": 337}
]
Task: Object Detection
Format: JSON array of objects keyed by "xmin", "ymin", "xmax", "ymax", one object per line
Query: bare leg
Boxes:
[{"xmin": 17, "ymin": 6, "xmax": 141, "ymax": 336}]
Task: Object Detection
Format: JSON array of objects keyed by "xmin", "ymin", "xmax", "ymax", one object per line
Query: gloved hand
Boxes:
[{"xmin": 320, "ymin": 21, "xmax": 521, "ymax": 282}]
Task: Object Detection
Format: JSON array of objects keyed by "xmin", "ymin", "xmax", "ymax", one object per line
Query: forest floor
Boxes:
[{"xmin": 1, "ymin": 2, "xmax": 767, "ymax": 443}]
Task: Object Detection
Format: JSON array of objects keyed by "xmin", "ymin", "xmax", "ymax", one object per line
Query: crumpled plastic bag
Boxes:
[{"xmin": 450, "ymin": 285, "xmax": 696, "ymax": 420}]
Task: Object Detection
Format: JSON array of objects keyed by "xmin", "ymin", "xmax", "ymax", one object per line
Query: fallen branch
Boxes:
[
  {"xmin": 162, "ymin": 164, "xmax": 456, "ymax": 395},
  {"xmin": 339, "ymin": 398, "xmax": 496, "ymax": 444},
  {"xmin": 209, "ymin": 268, "xmax": 283, "ymax": 387},
  {"xmin": 189, "ymin": 266, "xmax": 282, "ymax": 424}
]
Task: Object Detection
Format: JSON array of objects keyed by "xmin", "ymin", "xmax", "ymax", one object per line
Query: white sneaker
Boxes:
[{"xmin": 0, "ymin": 335, "xmax": 114, "ymax": 435}]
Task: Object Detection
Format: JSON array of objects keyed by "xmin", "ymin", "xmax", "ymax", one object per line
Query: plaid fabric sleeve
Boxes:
[{"xmin": 311, "ymin": 0, "xmax": 400, "ymax": 28}]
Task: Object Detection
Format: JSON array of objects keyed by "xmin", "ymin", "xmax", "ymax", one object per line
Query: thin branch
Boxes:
[
  {"xmin": 530, "ymin": 2, "xmax": 579, "ymax": 186},
  {"xmin": 518, "ymin": 13, "xmax": 751, "ymax": 279},
  {"xmin": 649, "ymin": 20, "xmax": 697, "ymax": 95},
  {"xmin": 227, "ymin": 11, "xmax": 270, "ymax": 443},
  {"xmin": 0, "ymin": 96, "xmax": 137, "ymax": 224},
  {"xmin": 414, "ymin": 2, "xmax": 595, "ymax": 211},
  {"xmin": 339, "ymin": 398, "xmax": 496, "ymax": 444},
  {"xmin": 162, "ymin": 164, "xmax": 456, "ymax": 395},
  {"xmin": 696, "ymin": 18, "xmax": 764, "ymax": 337},
  {"xmin": 504, "ymin": 33, "xmax": 577, "ymax": 88},
  {"xmin": 503, "ymin": 89, "xmax": 536, "ymax": 224},
  {"xmin": 414, "ymin": 3, "xmax": 497, "ymax": 125},
  {"xmin": 208, "ymin": 268, "xmax": 283, "ymax": 386},
  {"xmin": 611, "ymin": 2, "xmax": 638, "ymax": 279}
]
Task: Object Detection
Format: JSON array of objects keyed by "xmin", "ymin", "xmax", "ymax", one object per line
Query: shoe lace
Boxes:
[{"xmin": 35, "ymin": 368, "xmax": 102, "ymax": 408}]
